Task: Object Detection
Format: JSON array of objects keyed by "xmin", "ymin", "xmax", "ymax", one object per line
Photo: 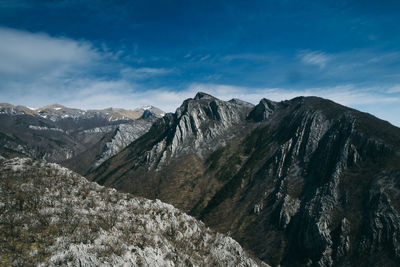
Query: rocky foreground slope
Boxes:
[
  {"xmin": 0, "ymin": 157, "xmax": 266, "ymax": 266},
  {"xmin": 91, "ymin": 93, "xmax": 400, "ymax": 266}
]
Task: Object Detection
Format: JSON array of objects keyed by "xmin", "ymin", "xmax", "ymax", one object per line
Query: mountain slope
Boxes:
[
  {"xmin": 90, "ymin": 93, "xmax": 400, "ymax": 266},
  {"xmin": 91, "ymin": 92, "xmax": 255, "ymax": 210},
  {"xmin": 0, "ymin": 103, "xmax": 163, "ymax": 173},
  {"xmin": 0, "ymin": 157, "xmax": 266, "ymax": 266}
]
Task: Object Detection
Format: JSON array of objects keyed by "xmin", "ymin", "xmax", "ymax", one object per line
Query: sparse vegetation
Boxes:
[{"xmin": 0, "ymin": 158, "xmax": 265, "ymax": 266}]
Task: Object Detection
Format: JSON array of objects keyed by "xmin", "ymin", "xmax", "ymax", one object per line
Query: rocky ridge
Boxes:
[
  {"xmin": 144, "ymin": 92, "xmax": 254, "ymax": 169},
  {"xmin": 91, "ymin": 93, "xmax": 400, "ymax": 266},
  {"xmin": 0, "ymin": 157, "xmax": 266, "ymax": 267}
]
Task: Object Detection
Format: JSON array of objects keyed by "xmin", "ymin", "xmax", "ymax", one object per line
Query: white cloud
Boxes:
[
  {"xmin": 387, "ymin": 85, "xmax": 400, "ymax": 94},
  {"xmin": 120, "ymin": 67, "xmax": 174, "ymax": 80},
  {"xmin": 298, "ymin": 50, "xmax": 330, "ymax": 69},
  {"xmin": 0, "ymin": 27, "xmax": 180, "ymax": 110},
  {"xmin": 0, "ymin": 26, "xmax": 99, "ymax": 76}
]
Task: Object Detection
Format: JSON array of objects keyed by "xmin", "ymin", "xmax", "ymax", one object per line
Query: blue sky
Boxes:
[{"xmin": 0, "ymin": 0, "xmax": 400, "ymax": 126}]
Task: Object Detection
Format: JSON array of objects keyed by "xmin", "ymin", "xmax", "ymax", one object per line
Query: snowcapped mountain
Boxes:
[{"xmin": 0, "ymin": 157, "xmax": 267, "ymax": 266}]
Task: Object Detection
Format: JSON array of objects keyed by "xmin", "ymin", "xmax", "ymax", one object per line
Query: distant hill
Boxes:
[{"xmin": 0, "ymin": 103, "xmax": 164, "ymax": 173}]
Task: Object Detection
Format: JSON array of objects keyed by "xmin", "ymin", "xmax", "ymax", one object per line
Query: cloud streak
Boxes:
[
  {"xmin": 387, "ymin": 85, "xmax": 400, "ymax": 94},
  {"xmin": 298, "ymin": 50, "xmax": 330, "ymax": 69},
  {"xmin": 120, "ymin": 67, "xmax": 174, "ymax": 80}
]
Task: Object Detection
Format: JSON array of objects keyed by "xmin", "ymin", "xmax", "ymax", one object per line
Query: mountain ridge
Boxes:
[
  {"xmin": 0, "ymin": 102, "xmax": 165, "ymax": 121},
  {"xmin": 90, "ymin": 93, "xmax": 400, "ymax": 266},
  {"xmin": 0, "ymin": 102, "xmax": 165, "ymax": 172}
]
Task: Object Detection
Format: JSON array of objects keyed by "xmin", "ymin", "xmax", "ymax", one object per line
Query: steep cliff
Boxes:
[{"xmin": 90, "ymin": 94, "xmax": 400, "ymax": 266}]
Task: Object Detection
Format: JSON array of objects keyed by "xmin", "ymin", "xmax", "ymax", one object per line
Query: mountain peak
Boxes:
[
  {"xmin": 40, "ymin": 103, "xmax": 68, "ymax": 110},
  {"xmin": 194, "ymin": 92, "xmax": 216, "ymax": 100},
  {"xmin": 247, "ymin": 98, "xmax": 277, "ymax": 121}
]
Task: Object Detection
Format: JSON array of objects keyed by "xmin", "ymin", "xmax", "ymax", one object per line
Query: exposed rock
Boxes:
[
  {"xmin": 0, "ymin": 157, "xmax": 267, "ymax": 267},
  {"xmin": 93, "ymin": 120, "xmax": 153, "ymax": 168},
  {"xmin": 91, "ymin": 93, "xmax": 400, "ymax": 266},
  {"xmin": 139, "ymin": 93, "xmax": 255, "ymax": 170},
  {"xmin": 247, "ymin": 98, "xmax": 278, "ymax": 122}
]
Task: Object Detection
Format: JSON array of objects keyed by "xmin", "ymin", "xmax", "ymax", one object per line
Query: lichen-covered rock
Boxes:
[{"xmin": 0, "ymin": 157, "xmax": 267, "ymax": 267}]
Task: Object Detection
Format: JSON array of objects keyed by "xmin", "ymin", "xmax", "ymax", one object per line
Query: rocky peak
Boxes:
[
  {"xmin": 177, "ymin": 92, "xmax": 253, "ymax": 120},
  {"xmin": 0, "ymin": 103, "xmax": 36, "ymax": 115},
  {"xmin": 140, "ymin": 109, "xmax": 154, "ymax": 119},
  {"xmin": 38, "ymin": 103, "xmax": 67, "ymax": 110},
  {"xmin": 138, "ymin": 93, "xmax": 255, "ymax": 169},
  {"xmin": 229, "ymin": 98, "xmax": 254, "ymax": 107},
  {"xmin": 247, "ymin": 98, "xmax": 278, "ymax": 121},
  {"xmin": 135, "ymin": 105, "xmax": 165, "ymax": 118},
  {"xmin": 193, "ymin": 91, "xmax": 216, "ymax": 100}
]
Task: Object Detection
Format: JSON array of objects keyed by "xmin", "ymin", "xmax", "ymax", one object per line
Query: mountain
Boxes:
[
  {"xmin": 90, "ymin": 93, "xmax": 400, "ymax": 266},
  {"xmin": 0, "ymin": 157, "xmax": 266, "ymax": 266},
  {"xmin": 0, "ymin": 103, "xmax": 164, "ymax": 173}
]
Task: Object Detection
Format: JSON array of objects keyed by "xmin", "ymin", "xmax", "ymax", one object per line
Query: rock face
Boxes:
[
  {"xmin": 0, "ymin": 103, "xmax": 163, "ymax": 174},
  {"xmin": 91, "ymin": 93, "xmax": 400, "ymax": 266},
  {"xmin": 146, "ymin": 92, "xmax": 254, "ymax": 168},
  {"xmin": 0, "ymin": 157, "xmax": 266, "ymax": 266},
  {"xmin": 91, "ymin": 93, "xmax": 255, "ymax": 210}
]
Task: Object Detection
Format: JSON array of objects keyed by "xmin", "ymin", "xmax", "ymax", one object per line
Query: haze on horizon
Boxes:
[{"xmin": 0, "ymin": 0, "xmax": 399, "ymax": 126}]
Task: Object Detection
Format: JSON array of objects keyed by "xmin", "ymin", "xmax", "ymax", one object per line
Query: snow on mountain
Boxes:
[
  {"xmin": 0, "ymin": 157, "xmax": 267, "ymax": 266},
  {"xmin": 0, "ymin": 103, "xmax": 164, "ymax": 166},
  {"xmin": 1, "ymin": 103, "xmax": 164, "ymax": 122}
]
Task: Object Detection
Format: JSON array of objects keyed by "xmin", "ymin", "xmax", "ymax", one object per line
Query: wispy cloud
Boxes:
[
  {"xmin": 222, "ymin": 53, "xmax": 275, "ymax": 62},
  {"xmin": 387, "ymin": 85, "xmax": 400, "ymax": 94},
  {"xmin": 120, "ymin": 67, "xmax": 174, "ymax": 80},
  {"xmin": 298, "ymin": 50, "xmax": 330, "ymax": 69}
]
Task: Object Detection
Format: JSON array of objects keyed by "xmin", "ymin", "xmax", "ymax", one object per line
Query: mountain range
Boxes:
[
  {"xmin": 1, "ymin": 93, "xmax": 399, "ymax": 266},
  {"xmin": 0, "ymin": 103, "xmax": 164, "ymax": 174}
]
